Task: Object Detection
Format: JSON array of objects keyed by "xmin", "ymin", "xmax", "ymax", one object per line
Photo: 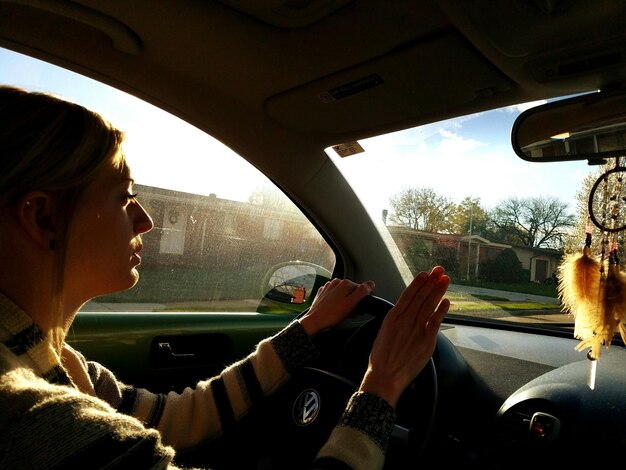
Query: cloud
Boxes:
[
  {"xmin": 436, "ymin": 129, "xmax": 485, "ymax": 153},
  {"xmin": 503, "ymin": 100, "xmax": 548, "ymax": 113}
]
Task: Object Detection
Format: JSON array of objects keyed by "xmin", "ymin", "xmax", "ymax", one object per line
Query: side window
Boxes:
[
  {"xmin": 93, "ymin": 183, "xmax": 335, "ymax": 314},
  {"xmin": 92, "ymin": 183, "xmax": 334, "ymax": 313},
  {"xmin": 0, "ymin": 48, "xmax": 335, "ymax": 314}
]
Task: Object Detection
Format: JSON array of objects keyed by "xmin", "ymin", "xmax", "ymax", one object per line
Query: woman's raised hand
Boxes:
[{"xmin": 359, "ymin": 266, "xmax": 450, "ymax": 407}]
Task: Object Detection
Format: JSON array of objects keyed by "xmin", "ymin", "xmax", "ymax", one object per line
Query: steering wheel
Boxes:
[{"xmin": 254, "ymin": 294, "xmax": 439, "ymax": 469}]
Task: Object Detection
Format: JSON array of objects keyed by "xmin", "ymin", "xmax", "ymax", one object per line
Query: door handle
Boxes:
[{"xmin": 158, "ymin": 342, "xmax": 195, "ymax": 358}]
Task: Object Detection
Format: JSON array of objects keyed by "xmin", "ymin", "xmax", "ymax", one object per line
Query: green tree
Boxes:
[
  {"xmin": 450, "ymin": 196, "xmax": 489, "ymax": 236},
  {"xmin": 389, "ymin": 187, "xmax": 455, "ymax": 233}
]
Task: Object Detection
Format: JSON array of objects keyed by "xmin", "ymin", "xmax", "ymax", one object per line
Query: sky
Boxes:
[
  {"xmin": 0, "ymin": 47, "xmax": 598, "ymax": 221},
  {"xmin": 330, "ymin": 99, "xmax": 597, "ymax": 220}
]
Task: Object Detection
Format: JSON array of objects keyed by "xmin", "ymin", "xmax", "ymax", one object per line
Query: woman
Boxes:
[{"xmin": 0, "ymin": 85, "xmax": 450, "ymax": 469}]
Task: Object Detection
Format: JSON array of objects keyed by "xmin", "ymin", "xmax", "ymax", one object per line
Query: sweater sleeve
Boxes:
[
  {"xmin": 87, "ymin": 320, "xmax": 319, "ymax": 452},
  {"xmin": 84, "ymin": 321, "xmax": 398, "ymax": 470},
  {"xmin": 314, "ymin": 392, "xmax": 396, "ymax": 470},
  {"xmin": 0, "ymin": 356, "xmax": 180, "ymax": 470}
]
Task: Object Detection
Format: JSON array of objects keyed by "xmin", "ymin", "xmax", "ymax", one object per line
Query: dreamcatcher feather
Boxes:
[
  {"xmin": 598, "ymin": 256, "xmax": 626, "ymax": 345},
  {"xmin": 557, "ymin": 162, "xmax": 626, "ymax": 362},
  {"xmin": 557, "ymin": 242, "xmax": 604, "ymax": 358},
  {"xmin": 564, "ymin": 250, "xmax": 626, "ymax": 360}
]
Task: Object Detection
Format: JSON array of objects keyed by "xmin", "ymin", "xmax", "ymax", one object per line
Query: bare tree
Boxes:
[
  {"xmin": 489, "ymin": 196, "xmax": 575, "ymax": 248},
  {"xmin": 388, "ymin": 187, "xmax": 456, "ymax": 233}
]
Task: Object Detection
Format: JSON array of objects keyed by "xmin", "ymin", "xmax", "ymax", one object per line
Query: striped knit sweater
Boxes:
[{"xmin": 0, "ymin": 294, "xmax": 396, "ymax": 469}]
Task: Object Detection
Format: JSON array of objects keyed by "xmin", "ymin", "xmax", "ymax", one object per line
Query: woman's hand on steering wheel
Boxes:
[
  {"xmin": 254, "ymin": 268, "xmax": 448, "ymax": 467},
  {"xmin": 298, "ymin": 278, "xmax": 375, "ymax": 336},
  {"xmin": 359, "ymin": 266, "xmax": 450, "ymax": 407}
]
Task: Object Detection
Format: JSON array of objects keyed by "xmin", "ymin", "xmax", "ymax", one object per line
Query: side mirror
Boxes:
[
  {"xmin": 512, "ymin": 88, "xmax": 626, "ymax": 163},
  {"xmin": 257, "ymin": 261, "xmax": 331, "ymax": 314}
]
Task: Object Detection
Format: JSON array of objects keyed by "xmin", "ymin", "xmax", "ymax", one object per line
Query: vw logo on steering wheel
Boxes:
[{"xmin": 292, "ymin": 389, "xmax": 321, "ymax": 426}]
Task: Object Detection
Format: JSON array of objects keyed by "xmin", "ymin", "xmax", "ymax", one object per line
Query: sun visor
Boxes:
[{"xmin": 265, "ymin": 33, "xmax": 511, "ymax": 134}]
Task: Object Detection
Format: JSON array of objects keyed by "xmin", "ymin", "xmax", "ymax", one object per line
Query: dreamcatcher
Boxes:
[{"xmin": 557, "ymin": 157, "xmax": 626, "ymax": 388}]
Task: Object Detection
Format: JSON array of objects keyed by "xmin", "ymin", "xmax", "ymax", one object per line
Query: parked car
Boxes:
[{"xmin": 2, "ymin": 0, "xmax": 626, "ymax": 467}]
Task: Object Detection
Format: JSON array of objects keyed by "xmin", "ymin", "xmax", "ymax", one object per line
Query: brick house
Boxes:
[{"xmin": 386, "ymin": 225, "xmax": 562, "ymax": 283}]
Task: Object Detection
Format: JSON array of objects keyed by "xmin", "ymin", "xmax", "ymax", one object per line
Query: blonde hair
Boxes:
[{"xmin": 0, "ymin": 85, "xmax": 125, "ymax": 351}]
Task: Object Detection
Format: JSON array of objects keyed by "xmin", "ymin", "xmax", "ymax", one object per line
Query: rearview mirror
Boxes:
[{"xmin": 512, "ymin": 88, "xmax": 626, "ymax": 163}]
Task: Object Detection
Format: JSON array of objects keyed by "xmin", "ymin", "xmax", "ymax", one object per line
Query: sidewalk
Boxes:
[{"xmin": 449, "ymin": 283, "xmax": 560, "ymax": 304}]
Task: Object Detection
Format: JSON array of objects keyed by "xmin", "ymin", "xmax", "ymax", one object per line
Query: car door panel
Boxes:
[{"xmin": 69, "ymin": 312, "xmax": 296, "ymax": 393}]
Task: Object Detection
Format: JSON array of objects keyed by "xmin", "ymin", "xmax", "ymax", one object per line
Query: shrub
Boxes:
[{"xmin": 480, "ymin": 248, "xmax": 523, "ymax": 283}]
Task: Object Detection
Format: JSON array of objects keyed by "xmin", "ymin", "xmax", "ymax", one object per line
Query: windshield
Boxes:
[{"xmin": 328, "ymin": 102, "xmax": 601, "ymax": 330}]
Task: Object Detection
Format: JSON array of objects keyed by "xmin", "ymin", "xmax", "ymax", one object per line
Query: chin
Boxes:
[
  {"xmin": 104, "ymin": 270, "xmax": 141, "ymax": 295},
  {"xmin": 127, "ymin": 269, "xmax": 141, "ymax": 289}
]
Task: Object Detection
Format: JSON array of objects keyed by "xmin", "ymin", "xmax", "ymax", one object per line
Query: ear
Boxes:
[{"xmin": 16, "ymin": 191, "xmax": 57, "ymax": 250}]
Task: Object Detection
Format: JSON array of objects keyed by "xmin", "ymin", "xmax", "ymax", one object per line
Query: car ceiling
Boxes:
[
  {"xmin": 1, "ymin": 0, "xmax": 626, "ymax": 293},
  {"xmin": 2, "ymin": 0, "xmax": 625, "ymax": 151}
]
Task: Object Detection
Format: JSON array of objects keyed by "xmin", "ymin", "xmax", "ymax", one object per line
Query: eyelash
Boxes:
[{"xmin": 124, "ymin": 192, "xmax": 139, "ymax": 202}]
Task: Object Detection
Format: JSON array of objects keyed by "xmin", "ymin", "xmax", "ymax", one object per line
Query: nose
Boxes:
[{"xmin": 133, "ymin": 201, "xmax": 154, "ymax": 234}]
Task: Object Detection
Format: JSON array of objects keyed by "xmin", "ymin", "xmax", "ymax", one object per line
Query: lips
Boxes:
[{"xmin": 131, "ymin": 242, "xmax": 143, "ymax": 263}]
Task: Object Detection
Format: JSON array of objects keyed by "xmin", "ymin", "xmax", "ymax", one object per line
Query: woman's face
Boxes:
[{"xmin": 64, "ymin": 156, "xmax": 153, "ymax": 302}]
